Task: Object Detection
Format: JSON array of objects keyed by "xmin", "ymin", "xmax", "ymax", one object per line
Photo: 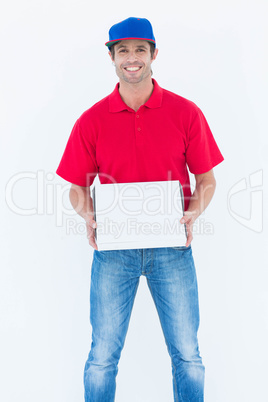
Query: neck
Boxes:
[{"xmin": 118, "ymin": 77, "xmax": 154, "ymax": 112}]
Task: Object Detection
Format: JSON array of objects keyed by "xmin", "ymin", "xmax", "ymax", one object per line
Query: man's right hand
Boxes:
[
  {"xmin": 86, "ymin": 219, "xmax": 98, "ymax": 250},
  {"xmin": 69, "ymin": 184, "xmax": 98, "ymax": 251}
]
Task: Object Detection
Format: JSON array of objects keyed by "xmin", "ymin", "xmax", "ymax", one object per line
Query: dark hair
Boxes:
[{"xmin": 109, "ymin": 41, "xmax": 156, "ymax": 59}]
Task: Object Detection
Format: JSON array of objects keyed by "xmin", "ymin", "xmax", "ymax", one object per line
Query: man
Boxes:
[{"xmin": 56, "ymin": 17, "xmax": 224, "ymax": 402}]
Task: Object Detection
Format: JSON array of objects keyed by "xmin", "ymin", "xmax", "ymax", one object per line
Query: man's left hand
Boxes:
[{"xmin": 180, "ymin": 210, "xmax": 198, "ymax": 247}]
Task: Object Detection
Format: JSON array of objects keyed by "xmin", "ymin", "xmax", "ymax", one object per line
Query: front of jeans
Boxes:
[{"xmin": 84, "ymin": 246, "xmax": 205, "ymax": 402}]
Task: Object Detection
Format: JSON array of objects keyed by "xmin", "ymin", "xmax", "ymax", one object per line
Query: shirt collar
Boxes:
[{"xmin": 109, "ymin": 78, "xmax": 163, "ymax": 113}]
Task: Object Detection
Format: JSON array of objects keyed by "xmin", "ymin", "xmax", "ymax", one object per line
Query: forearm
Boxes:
[
  {"xmin": 187, "ymin": 176, "xmax": 216, "ymax": 219},
  {"xmin": 69, "ymin": 185, "xmax": 94, "ymax": 222},
  {"xmin": 180, "ymin": 172, "xmax": 216, "ymax": 246},
  {"xmin": 69, "ymin": 184, "xmax": 97, "ymax": 249}
]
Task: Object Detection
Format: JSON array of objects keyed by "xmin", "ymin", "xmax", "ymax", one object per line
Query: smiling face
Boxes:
[{"xmin": 109, "ymin": 39, "xmax": 158, "ymax": 85}]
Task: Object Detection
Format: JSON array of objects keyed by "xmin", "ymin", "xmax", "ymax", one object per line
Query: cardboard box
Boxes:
[{"xmin": 92, "ymin": 180, "xmax": 187, "ymax": 251}]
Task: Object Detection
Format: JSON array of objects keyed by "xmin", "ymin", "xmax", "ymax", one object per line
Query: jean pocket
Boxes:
[{"xmin": 171, "ymin": 245, "xmax": 191, "ymax": 250}]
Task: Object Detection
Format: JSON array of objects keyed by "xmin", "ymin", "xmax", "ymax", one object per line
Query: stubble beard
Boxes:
[{"xmin": 115, "ymin": 64, "xmax": 152, "ymax": 84}]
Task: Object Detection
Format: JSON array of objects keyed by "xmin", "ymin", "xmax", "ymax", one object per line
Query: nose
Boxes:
[{"xmin": 126, "ymin": 50, "xmax": 137, "ymax": 62}]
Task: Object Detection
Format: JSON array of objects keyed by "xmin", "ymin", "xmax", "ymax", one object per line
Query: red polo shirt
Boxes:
[{"xmin": 56, "ymin": 79, "xmax": 224, "ymax": 210}]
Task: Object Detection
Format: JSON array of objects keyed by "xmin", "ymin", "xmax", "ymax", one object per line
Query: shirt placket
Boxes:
[{"xmin": 135, "ymin": 108, "xmax": 144, "ymax": 146}]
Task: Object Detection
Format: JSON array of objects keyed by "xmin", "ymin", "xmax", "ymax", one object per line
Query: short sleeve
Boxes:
[
  {"xmin": 185, "ymin": 107, "xmax": 224, "ymax": 174},
  {"xmin": 56, "ymin": 119, "xmax": 98, "ymax": 186}
]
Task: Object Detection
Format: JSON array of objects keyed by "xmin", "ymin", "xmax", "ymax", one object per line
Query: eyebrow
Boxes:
[{"xmin": 116, "ymin": 44, "xmax": 148, "ymax": 50}]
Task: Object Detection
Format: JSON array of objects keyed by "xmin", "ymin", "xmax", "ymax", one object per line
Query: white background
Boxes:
[{"xmin": 1, "ymin": 0, "xmax": 268, "ymax": 401}]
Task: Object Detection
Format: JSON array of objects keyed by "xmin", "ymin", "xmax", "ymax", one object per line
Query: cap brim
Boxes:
[{"xmin": 105, "ymin": 38, "xmax": 156, "ymax": 48}]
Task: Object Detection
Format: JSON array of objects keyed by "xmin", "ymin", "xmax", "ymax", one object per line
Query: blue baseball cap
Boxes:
[{"xmin": 105, "ymin": 17, "xmax": 156, "ymax": 50}]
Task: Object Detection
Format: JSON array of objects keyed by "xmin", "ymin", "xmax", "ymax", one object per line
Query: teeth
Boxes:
[{"xmin": 125, "ymin": 67, "xmax": 140, "ymax": 71}]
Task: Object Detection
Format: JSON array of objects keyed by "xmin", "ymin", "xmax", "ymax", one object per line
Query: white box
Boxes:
[{"xmin": 92, "ymin": 180, "xmax": 187, "ymax": 251}]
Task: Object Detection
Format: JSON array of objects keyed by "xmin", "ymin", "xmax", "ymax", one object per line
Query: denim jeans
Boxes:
[{"xmin": 84, "ymin": 246, "xmax": 205, "ymax": 402}]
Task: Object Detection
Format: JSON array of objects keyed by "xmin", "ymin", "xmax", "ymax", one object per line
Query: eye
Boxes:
[
  {"xmin": 119, "ymin": 49, "xmax": 127, "ymax": 53},
  {"xmin": 137, "ymin": 49, "xmax": 145, "ymax": 52}
]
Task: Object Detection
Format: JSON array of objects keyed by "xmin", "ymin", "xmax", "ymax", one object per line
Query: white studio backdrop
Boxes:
[{"xmin": 1, "ymin": 0, "xmax": 268, "ymax": 401}]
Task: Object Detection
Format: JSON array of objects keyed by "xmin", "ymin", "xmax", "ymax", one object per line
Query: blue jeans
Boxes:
[{"xmin": 84, "ymin": 246, "xmax": 205, "ymax": 401}]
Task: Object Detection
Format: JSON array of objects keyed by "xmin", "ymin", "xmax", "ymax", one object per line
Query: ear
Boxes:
[
  {"xmin": 108, "ymin": 51, "xmax": 114, "ymax": 62},
  {"xmin": 151, "ymin": 48, "xmax": 158, "ymax": 62}
]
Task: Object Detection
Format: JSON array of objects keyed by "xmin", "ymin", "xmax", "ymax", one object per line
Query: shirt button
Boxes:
[
  {"xmin": 137, "ymin": 127, "xmax": 141, "ymax": 131},
  {"xmin": 136, "ymin": 115, "xmax": 139, "ymax": 118}
]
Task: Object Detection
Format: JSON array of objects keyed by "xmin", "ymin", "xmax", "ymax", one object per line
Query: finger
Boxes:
[
  {"xmin": 88, "ymin": 238, "xmax": 98, "ymax": 250},
  {"xmin": 185, "ymin": 223, "xmax": 193, "ymax": 247},
  {"xmin": 185, "ymin": 233, "xmax": 193, "ymax": 247},
  {"xmin": 86, "ymin": 226, "xmax": 94, "ymax": 237},
  {"xmin": 86, "ymin": 223, "xmax": 97, "ymax": 241},
  {"xmin": 87, "ymin": 232, "xmax": 98, "ymax": 250},
  {"xmin": 86, "ymin": 220, "xmax": 97, "ymax": 229},
  {"xmin": 180, "ymin": 215, "xmax": 193, "ymax": 225}
]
